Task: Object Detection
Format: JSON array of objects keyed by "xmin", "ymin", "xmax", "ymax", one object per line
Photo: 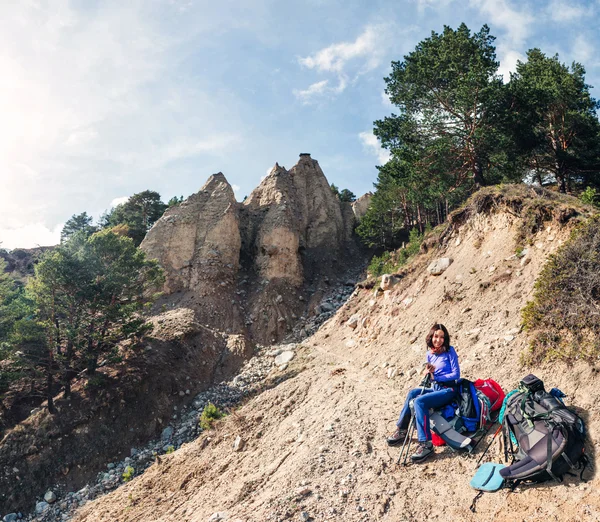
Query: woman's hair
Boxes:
[{"xmin": 425, "ymin": 323, "xmax": 450, "ymax": 351}]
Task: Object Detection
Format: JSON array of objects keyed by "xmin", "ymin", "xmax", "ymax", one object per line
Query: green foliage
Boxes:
[
  {"xmin": 102, "ymin": 190, "xmax": 167, "ymax": 246},
  {"xmin": 122, "ymin": 466, "xmax": 135, "ymax": 482},
  {"xmin": 367, "ymin": 251, "xmax": 395, "ymax": 278},
  {"xmin": 167, "ymin": 196, "xmax": 184, "ymax": 207},
  {"xmin": 367, "ymin": 228, "xmax": 424, "ymax": 276},
  {"xmin": 28, "ymin": 229, "xmax": 164, "ymax": 376},
  {"xmin": 0, "ymin": 229, "xmax": 165, "ymax": 411},
  {"xmin": 362, "ymin": 24, "xmax": 520, "ymax": 249},
  {"xmin": 61, "ymin": 212, "xmax": 97, "ymax": 243},
  {"xmin": 580, "ymin": 187, "xmax": 599, "ymax": 207},
  {"xmin": 509, "ymin": 49, "xmax": 600, "ymax": 193},
  {"xmin": 330, "ymin": 185, "xmax": 356, "ymax": 202},
  {"xmin": 376, "ymin": 24, "xmax": 510, "ymax": 191},
  {"xmin": 165, "ymin": 445, "xmax": 175, "ymax": 454},
  {"xmin": 522, "ymin": 217, "xmax": 600, "ymax": 364},
  {"xmin": 339, "ymin": 189, "xmax": 356, "ymax": 202},
  {"xmin": 199, "ymin": 402, "xmax": 225, "ymax": 430}
]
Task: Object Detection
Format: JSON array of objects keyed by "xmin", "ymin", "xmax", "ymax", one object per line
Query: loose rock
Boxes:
[{"xmin": 427, "ymin": 258, "xmax": 453, "ymax": 276}]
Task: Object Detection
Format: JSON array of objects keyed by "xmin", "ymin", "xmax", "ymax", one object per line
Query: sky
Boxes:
[{"xmin": 1, "ymin": 0, "xmax": 600, "ymax": 249}]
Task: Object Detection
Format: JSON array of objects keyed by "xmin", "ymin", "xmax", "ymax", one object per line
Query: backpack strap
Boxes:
[
  {"xmin": 544, "ymin": 426, "xmax": 560, "ymax": 482},
  {"xmin": 469, "ymin": 491, "xmax": 484, "ymax": 513}
]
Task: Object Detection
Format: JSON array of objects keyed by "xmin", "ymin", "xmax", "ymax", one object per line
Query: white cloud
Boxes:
[
  {"xmin": 295, "ymin": 24, "xmax": 393, "ymax": 102},
  {"xmin": 416, "ymin": 0, "xmax": 455, "ymax": 13},
  {"xmin": 548, "ymin": 0, "xmax": 591, "ymax": 21},
  {"xmin": 469, "ymin": 0, "xmax": 534, "ymax": 85},
  {"xmin": 498, "ymin": 49, "xmax": 526, "ymax": 82},
  {"xmin": 571, "ymin": 34, "xmax": 598, "ymax": 66},
  {"xmin": 299, "ymin": 25, "xmax": 387, "ymax": 74},
  {"xmin": 293, "ymin": 80, "xmax": 330, "ymax": 101},
  {"xmin": 0, "ymin": 223, "xmax": 63, "ymax": 250},
  {"xmin": 0, "ymin": 1, "xmax": 249, "ymax": 247},
  {"xmin": 65, "ymin": 128, "xmax": 98, "ymax": 147},
  {"xmin": 110, "ymin": 196, "xmax": 129, "ymax": 207},
  {"xmin": 231, "ymin": 184, "xmax": 240, "ymax": 193},
  {"xmin": 359, "ymin": 131, "xmax": 390, "ymax": 165},
  {"xmin": 469, "ymin": 0, "xmax": 534, "ymax": 47}
]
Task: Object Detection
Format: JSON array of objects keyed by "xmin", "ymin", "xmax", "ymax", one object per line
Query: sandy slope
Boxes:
[{"xmin": 73, "ymin": 206, "xmax": 600, "ymax": 522}]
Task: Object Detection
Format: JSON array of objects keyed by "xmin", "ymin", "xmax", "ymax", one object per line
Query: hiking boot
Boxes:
[
  {"xmin": 411, "ymin": 441, "xmax": 433, "ymax": 462},
  {"xmin": 386, "ymin": 427, "xmax": 408, "ymax": 446}
]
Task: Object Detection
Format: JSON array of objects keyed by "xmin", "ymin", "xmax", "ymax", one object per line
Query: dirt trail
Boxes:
[{"xmin": 73, "ymin": 204, "xmax": 600, "ymax": 522}]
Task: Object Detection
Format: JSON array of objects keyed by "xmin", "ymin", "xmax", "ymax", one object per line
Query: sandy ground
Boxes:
[{"xmin": 73, "ymin": 209, "xmax": 600, "ymax": 522}]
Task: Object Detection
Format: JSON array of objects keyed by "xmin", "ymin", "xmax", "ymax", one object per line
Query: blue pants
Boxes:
[{"xmin": 396, "ymin": 386, "xmax": 457, "ymax": 442}]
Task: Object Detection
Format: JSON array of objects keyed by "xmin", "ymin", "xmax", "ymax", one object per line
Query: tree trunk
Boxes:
[
  {"xmin": 473, "ymin": 162, "xmax": 485, "ymax": 188},
  {"xmin": 47, "ymin": 350, "xmax": 55, "ymax": 414}
]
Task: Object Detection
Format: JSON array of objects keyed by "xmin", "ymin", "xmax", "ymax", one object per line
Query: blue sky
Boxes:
[{"xmin": 1, "ymin": 0, "xmax": 599, "ymax": 249}]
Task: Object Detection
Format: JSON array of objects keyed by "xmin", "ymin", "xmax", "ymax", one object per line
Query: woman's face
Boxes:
[{"xmin": 431, "ymin": 329, "xmax": 445, "ymax": 352}]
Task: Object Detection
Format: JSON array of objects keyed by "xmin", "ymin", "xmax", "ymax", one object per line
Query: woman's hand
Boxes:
[{"xmin": 425, "ymin": 363, "xmax": 436, "ymax": 376}]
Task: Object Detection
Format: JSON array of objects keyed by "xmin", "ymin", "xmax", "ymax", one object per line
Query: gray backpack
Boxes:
[{"xmin": 499, "ymin": 374, "xmax": 588, "ymax": 484}]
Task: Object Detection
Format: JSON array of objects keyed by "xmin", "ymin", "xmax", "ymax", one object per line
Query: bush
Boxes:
[
  {"xmin": 368, "ymin": 251, "xmax": 396, "ymax": 277},
  {"xmin": 122, "ymin": 465, "xmax": 135, "ymax": 482},
  {"xmin": 199, "ymin": 402, "xmax": 225, "ymax": 431},
  {"xmin": 522, "ymin": 217, "xmax": 600, "ymax": 364},
  {"xmin": 580, "ymin": 186, "xmax": 599, "ymax": 207},
  {"xmin": 367, "ymin": 227, "xmax": 425, "ymax": 277}
]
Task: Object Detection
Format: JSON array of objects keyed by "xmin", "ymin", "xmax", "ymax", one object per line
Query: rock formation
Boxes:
[
  {"xmin": 141, "ymin": 173, "xmax": 241, "ymax": 294},
  {"xmin": 141, "ymin": 154, "xmax": 368, "ymax": 345},
  {"xmin": 352, "ymin": 192, "xmax": 373, "ymax": 220}
]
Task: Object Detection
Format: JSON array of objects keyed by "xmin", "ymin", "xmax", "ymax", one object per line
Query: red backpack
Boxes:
[{"xmin": 474, "ymin": 379, "xmax": 505, "ymax": 412}]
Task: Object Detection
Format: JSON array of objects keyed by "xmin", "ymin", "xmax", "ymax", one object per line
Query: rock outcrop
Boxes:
[
  {"xmin": 141, "ymin": 173, "xmax": 241, "ymax": 295},
  {"xmin": 142, "ymin": 154, "xmax": 368, "ymax": 345},
  {"xmin": 351, "ymin": 192, "xmax": 373, "ymax": 220}
]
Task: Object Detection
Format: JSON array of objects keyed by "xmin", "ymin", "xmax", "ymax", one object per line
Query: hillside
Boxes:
[
  {"xmin": 63, "ymin": 186, "xmax": 599, "ymax": 522},
  {"xmin": 0, "ymin": 154, "xmax": 371, "ymax": 516}
]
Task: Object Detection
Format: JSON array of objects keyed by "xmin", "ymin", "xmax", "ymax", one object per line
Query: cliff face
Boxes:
[
  {"xmin": 141, "ymin": 154, "xmax": 368, "ymax": 345},
  {"xmin": 141, "ymin": 173, "xmax": 241, "ymax": 295}
]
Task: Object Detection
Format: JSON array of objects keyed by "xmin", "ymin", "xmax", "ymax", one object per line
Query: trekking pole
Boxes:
[
  {"xmin": 470, "ymin": 420, "xmax": 496, "ymax": 454},
  {"xmin": 474, "ymin": 423, "xmax": 503, "ymax": 468},
  {"xmin": 396, "ymin": 412, "xmax": 416, "ymax": 466},
  {"xmin": 396, "ymin": 372, "xmax": 432, "ymax": 466}
]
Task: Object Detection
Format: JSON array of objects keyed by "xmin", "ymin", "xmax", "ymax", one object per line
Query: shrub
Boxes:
[
  {"xmin": 199, "ymin": 402, "xmax": 225, "ymax": 430},
  {"xmin": 122, "ymin": 465, "xmax": 135, "ymax": 482},
  {"xmin": 580, "ymin": 186, "xmax": 599, "ymax": 207},
  {"xmin": 368, "ymin": 251, "xmax": 395, "ymax": 277},
  {"xmin": 367, "ymin": 227, "xmax": 425, "ymax": 277},
  {"xmin": 522, "ymin": 217, "xmax": 600, "ymax": 364},
  {"xmin": 165, "ymin": 445, "xmax": 174, "ymax": 454}
]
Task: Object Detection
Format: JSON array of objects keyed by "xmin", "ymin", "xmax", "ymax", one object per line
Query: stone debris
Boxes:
[
  {"xmin": 274, "ymin": 351, "xmax": 295, "ymax": 365},
  {"xmin": 380, "ymin": 274, "xmax": 398, "ymax": 291},
  {"xmin": 346, "ymin": 315, "xmax": 360, "ymax": 329},
  {"xmin": 233, "ymin": 436, "xmax": 245, "ymax": 452},
  {"xmin": 427, "ymin": 258, "xmax": 453, "ymax": 276},
  {"xmin": 14, "ymin": 342, "xmax": 288, "ymax": 522}
]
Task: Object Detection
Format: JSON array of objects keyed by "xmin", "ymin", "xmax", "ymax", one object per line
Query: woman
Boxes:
[{"xmin": 387, "ymin": 323, "xmax": 460, "ymax": 462}]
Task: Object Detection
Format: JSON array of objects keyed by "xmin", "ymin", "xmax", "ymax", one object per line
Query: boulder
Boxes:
[
  {"xmin": 427, "ymin": 258, "xmax": 453, "ymax": 276},
  {"xmin": 233, "ymin": 436, "xmax": 245, "ymax": 452},
  {"xmin": 380, "ymin": 274, "xmax": 398, "ymax": 291},
  {"xmin": 346, "ymin": 315, "xmax": 360, "ymax": 329},
  {"xmin": 351, "ymin": 192, "xmax": 373, "ymax": 221},
  {"xmin": 275, "ymin": 351, "xmax": 295, "ymax": 365}
]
